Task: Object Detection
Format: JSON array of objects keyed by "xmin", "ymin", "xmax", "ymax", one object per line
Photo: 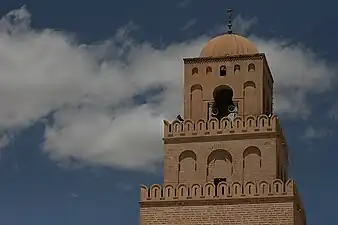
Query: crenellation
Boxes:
[
  {"xmin": 164, "ymin": 115, "xmax": 280, "ymax": 138},
  {"xmin": 140, "ymin": 179, "xmax": 295, "ymax": 202}
]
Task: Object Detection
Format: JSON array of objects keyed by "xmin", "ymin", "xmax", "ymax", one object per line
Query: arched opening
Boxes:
[
  {"xmin": 192, "ymin": 67, "xmax": 198, "ymax": 75},
  {"xmin": 220, "ymin": 65, "xmax": 227, "ymax": 76},
  {"xmin": 211, "ymin": 85, "xmax": 235, "ymax": 120}
]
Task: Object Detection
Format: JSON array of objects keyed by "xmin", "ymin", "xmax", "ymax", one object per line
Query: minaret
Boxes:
[{"xmin": 139, "ymin": 9, "xmax": 306, "ymax": 225}]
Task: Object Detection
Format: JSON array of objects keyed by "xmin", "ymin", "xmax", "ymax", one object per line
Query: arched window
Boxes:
[
  {"xmin": 220, "ymin": 66, "xmax": 227, "ymax": 76},
  {"xmin": 248, "ymin": 63, "xmax": 255, "ymax": 72},
  {"xmin": 192, "ymin": 67, "xmax": 198, "ymax": 75},
  {"xmin": 234, "ymin": 64, "xmax": 240, "ymax": 73},
  {"xmin": 206, "ymin": 66, "xmax": 212, "ymax": 74}
]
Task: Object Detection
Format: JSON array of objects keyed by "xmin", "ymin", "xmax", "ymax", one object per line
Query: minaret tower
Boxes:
[{"xmin": 139, "ymin": 9, "xmax": 306, "ymax": 225}]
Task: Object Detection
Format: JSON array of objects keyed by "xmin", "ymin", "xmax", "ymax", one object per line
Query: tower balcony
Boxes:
[{"xmin": 163, "ymin": 115, "xmax": 282, "ymax": 140}]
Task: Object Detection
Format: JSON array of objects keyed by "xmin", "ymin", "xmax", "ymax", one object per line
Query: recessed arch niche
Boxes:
[
  {"xmin": 243, "ymin": 81, "xmax": 257, "ymax": 115},
  {"xmin": 243, "ymin": 146, "xmax": 262, "ymax": 180},
  {"xmin": 178, "ymin": 150, "xmax": 197, "ymax": 183},
  {"xmin": 190, "ymin": 84, "xmax": 203, "ymax": 119},
  {"xmin": 206, "ymin": 149, "xmax": 233, "ymax": 182}
]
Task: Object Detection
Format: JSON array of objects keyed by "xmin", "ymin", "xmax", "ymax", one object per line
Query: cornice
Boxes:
[
  {"xmin": 183, "ymin": 53, "xmax": 266, "ymax": 64},
  {"xmin": 163, "ymin": 131, "xmax": 278, "ymax": 144}
]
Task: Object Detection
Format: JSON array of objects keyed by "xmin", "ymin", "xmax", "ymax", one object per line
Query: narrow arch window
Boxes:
[
  {"xmin": 220, "ymin": 65, "xmax": 227, "ymax": 76},
  {"xmin": 206, "ymin": 66, "xmax": 212, "ymax": 74},
  {"xmin": 234, "ymin": 64, "xmax": 240, "ymax": 73},
  {"xmin": 192, "ymin": 67, "xmax": 198, "ymax": 75},
  {"xmin": 248, "ymin": 63, "xmax": 255, "ymax": 72}
]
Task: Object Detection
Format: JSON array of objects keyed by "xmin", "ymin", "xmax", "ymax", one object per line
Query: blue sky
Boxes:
[{"xmin": 0, "ymin": 1, "xmax": 337, "ymax": 225}]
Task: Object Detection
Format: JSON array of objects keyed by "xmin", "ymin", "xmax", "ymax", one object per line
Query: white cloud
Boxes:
[
  {"xmin": 44, "ymin": 105, "xmax": 164, "ymax": 170},
  {"xmin": 0, "ymin": 7, "xmax": 336, "ymax": 171},
  {"xmin": 252, "ymin": 37, "xmax": 335, "ymax": 117}
]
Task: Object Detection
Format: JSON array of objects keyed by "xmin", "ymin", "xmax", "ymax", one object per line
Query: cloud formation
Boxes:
[{"xmin": 0, "ymin": 7, "xmax": 336, "ymax": 171}]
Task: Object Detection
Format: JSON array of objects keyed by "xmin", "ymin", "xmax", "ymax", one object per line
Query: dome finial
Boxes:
[{"xmin": 227, "ymin": 8, "xmax": 233, "ymax": 34}]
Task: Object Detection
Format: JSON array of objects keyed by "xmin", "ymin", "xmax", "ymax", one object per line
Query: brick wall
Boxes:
[{"xmin": 140, "ymin": 202, "xmax": 294, "ymax": 225}]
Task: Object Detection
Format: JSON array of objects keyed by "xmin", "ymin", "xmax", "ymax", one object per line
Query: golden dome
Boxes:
[{"xmin": 200, "ymin": 34, "xmax": 258, "ymax": 57}]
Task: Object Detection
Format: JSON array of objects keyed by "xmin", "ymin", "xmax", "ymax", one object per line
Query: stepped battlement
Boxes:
[
  {"xmin": 140, "ymin": 179, "xmax": 295, "ymax": 202},
  {"xmin": 163, "ymin": 115, "xmax": 280, "ymax": 138}
]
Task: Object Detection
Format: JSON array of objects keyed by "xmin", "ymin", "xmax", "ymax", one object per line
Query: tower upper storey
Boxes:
[{"xmin": 182, "ymin": 33, "xmax": 274, "ymax": 121}]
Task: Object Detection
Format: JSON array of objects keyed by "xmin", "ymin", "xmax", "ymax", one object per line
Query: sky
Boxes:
[{"xmin": 0, "ymin": 0, "xmax": 337, "ymax": 225}]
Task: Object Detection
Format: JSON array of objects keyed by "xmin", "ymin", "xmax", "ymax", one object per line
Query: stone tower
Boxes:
[{"xmin": 139, "ymin": 19, "xmax": 306, "ymax": 225}]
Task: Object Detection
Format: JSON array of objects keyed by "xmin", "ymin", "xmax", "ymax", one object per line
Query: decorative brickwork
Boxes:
[
  {"xmin": 163, "ymin": 115, "xmax": 280, "ymax": 138},
  {"xmin": 140, "ymin": 179, "xmax": 294, "ymax": 202},
  {"xmin": 140, "ymin": 202, "xmax": 295, "ymax": 225}
]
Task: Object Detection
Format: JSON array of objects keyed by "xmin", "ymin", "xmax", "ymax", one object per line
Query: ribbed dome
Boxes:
[{"xmin": 200, "ymin": 34, "xmax": 258, "ymax": 57}]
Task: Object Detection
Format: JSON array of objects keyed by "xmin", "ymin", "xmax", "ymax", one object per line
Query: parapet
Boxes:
[
  {"xmin": 163, "ymin": 115, "xmax": 280, "ymax": 138},
  {"xmin": 140, "ymin": 179, "xmax": 295, "ymax": 202}
]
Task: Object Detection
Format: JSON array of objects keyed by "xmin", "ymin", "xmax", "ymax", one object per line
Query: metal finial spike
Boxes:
[{"xmin": 227, "ymin": 8, "xmax": 233, "ymax": 34}]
